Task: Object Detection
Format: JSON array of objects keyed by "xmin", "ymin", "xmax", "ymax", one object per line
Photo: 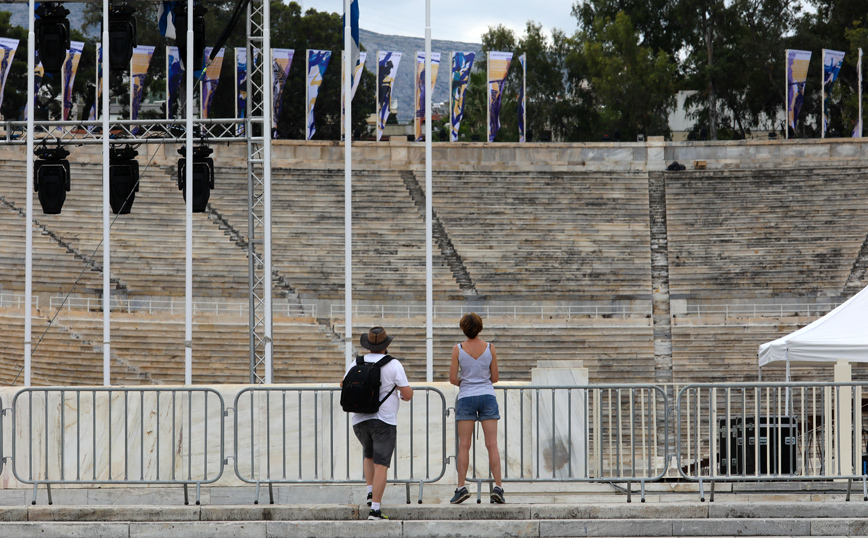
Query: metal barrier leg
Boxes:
[
  {"xmin": 31, "ymin": 482, "xmax": 38, "ymax": 505},
  {"xmin": 710, "ymin": 480, "xmax": 715, "ymax": 503},
  {"xmin": 847, "ymin": 479, "xmax": 852, "ymax": 502},
  {"xmin": 476, "ymin": 480, "xmax": 482, "ymax": 504},
  {"xmin": 626, "ymin": 482, "xmax": 632, "ymax": 503},
  {"xmin": 698, "ymin": 477, "xmax": 705, "ymax": 502},
  {"xmin": 268, "ymin": 483, "xmax": 274, "ymax": 505},
  {"xmin": 418, "ymin": 481, "xmax": 424, "ymax": 504},
  {"xmin": 46, "ymin": 484, "xmax": 52, "ymax": 506},
  {"xmin": 405, "ymin": 483, "xmax": 411, "ymax": 504},
  {"xmin": 862, "ymin": 477, "xmax": 867, "ymax": 501},
  {"xmin": 183, "ymin": 483, "xmax": 189, "ymax": 506},
  {"xmin": 640, "ymin": 481, "xmax": 646, "ymax": 503},
  {"xmin": 196, "ymin": 483, "xmax": 202, "ymax": 506},
  {"xmin": 254, "ymin": 482, "xmax": 261, "ymax": 505}
]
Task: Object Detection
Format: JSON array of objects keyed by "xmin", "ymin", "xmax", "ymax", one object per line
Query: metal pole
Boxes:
[
  {"xmin": 263, "ymin": 3, "xmax": 273, "ymax": 384},
  {"xmin": 859, "ymin": 48, "xmax": 863, "ymax": 137},
  {"xmin": 785, "ymin": 49, "xmax": 789, "ymax": 140},
  {"xmin": 486, "ymin": 54, "xmax": 490, "ymax": 142},
  {"xmin": 821, "ymin": 49, "xmax": 826, "ymax": 139},
  {"xmin": 185, "ymin": 0, "xmax": 194, "ymax": 386},
  {"xmin": 344, "ymin": 0, "xmax": 353, "ymax": 367},
  {"xmin": 102, "ymin": 0, "xmax": 112, "ymax": 386},
  {"xmin": 24, "ymin": 0, "xmax": 34, "ymax": 387},
  {"xmin": 424, "ymin": 0, "xmax": 433, "ymax": 382}
]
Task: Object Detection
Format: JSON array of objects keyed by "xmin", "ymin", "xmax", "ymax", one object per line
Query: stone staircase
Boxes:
[{"xmin": 1, "ymin": 500, "xmax": 867, "ymax": 537}]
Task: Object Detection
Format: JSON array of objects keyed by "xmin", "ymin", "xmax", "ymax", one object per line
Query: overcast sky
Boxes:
[{"xmin": 294, "ymin": 0, "xmax": 579, "ymax": 44}]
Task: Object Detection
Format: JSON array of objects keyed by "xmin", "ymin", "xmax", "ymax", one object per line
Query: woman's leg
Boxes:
[
  {"xmin": 456, "ymin": 419, "xmax": 475, "ymax": 488},
  {"xmin": 480, "ymin": 419, "xmax": 502, "ymax": 487}
]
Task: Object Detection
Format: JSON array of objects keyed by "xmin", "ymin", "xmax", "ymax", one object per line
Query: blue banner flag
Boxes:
[
  {"xmin": 343, "ymin": 0, "xmax": 360, "ymax": 82},
  {"xmin": 158, "ymin": 2, "xmax": 178, "ymax": 39}
]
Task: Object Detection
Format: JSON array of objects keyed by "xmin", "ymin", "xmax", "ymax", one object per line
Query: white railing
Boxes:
[
  {"xmin": 0, "ymin": 294, "xmax": 38, "ymax": 310},
  {"xmin": 330, "ymin": 303, "xmax": 651, "ymax": 320},
  {"xmin": 49, "ymin": 296, "xmax": 315, "ymax": 318},
  {"xmin": 681, "ymin": 303, "xmax": 841, "ymax": 319}
]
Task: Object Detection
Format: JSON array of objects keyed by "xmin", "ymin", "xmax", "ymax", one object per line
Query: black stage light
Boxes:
[
  {"xmin": 106, "ymin": 2, "xmax": 137, "ymax": 71},
  {"xmin": 178, "ymin": 145, "xmax": 214, "ymax": 213},
  {"xmin": 34, "ymin": 2, "xmax": 71, "ymax": 73},
  {"xmin": 34, "ymin": 144, "xmax": 71, "ymax": 215},
  {"xmin": 109, "ymin": 146, "xmax": 139, "ymax": 215},
  {"xmin": 173, "ymin": 1, "xmax": 207, "ymax": 72}
]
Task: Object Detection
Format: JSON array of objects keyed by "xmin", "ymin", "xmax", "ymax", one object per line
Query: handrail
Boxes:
[
  {"xmin": 48, "ymin": 296, "xmax": 314, "ymax": 318},
  {"xmin": 0, "ymin": 294, "xmax": 38, "ymax": 310},
  {"xmin": 681, "ymin": 303, "xmax": 841, "ymax": 319},
  {"xmin": 331, "ymin": 303, "xmax": 651, "ymax": 320},
  {"xmin": 232, "ymin": 386, "xmax": 448, "ymax": 504},
  {"xmin": 675, "ymin": 382, "xmax": 868, "ymax": 502},
  {"xmin": 10, "ymin": 387, "xmax": 225, "ymax": 505}
]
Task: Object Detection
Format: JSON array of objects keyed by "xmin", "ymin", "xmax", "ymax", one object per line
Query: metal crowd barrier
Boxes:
[
  {"xmin": 463, "ymin": 385, "xmax": 669, "ymax": 503},
  {"xmin": 232, "ymin": 386, "xmax": 448, "ymax": 504},
  {"xmin": 11, "ymin": 388, "xmax": 225, "ymax": 505},
  {"xmin": 0, "ymin": 395, "xmax": 4, "ymax": 477},
  {"xmin": 676, "ymin": 382, "xmax": 868, "ymax": 501}
]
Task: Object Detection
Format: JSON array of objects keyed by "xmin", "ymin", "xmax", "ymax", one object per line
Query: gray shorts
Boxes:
[{"xmin": 353, "ymin": 419, "xmax": 397, "ymax": 467}]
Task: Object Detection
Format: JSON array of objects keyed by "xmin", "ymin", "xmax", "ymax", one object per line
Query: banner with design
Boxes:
[
  {"xmin": 518, "ymin": 53, "xmax": 526, "ymax": 143},
  {"xmin": 855, "ymin": 48, "xmax": 863, "ymax": 138},
  {"xmin": 130, "ymin": 45, "xmax": 155, "ymax": 130},
  {"xmin": 24, "ymin": 52, "xmax": 43, "ymax": 121},
  {"xmin": 449, "ymin": 51, "xmax": 475, "ymax": 142},
  {"xmin": 305, "ymin": 49, "xmax": 330, "ymax": 140},
  {"xmin": 376, "ymin": 51, "xmax": 402, "ymax": 141},
  {"xmin": 167, "ymin": 46, "xmax": 183, "ymax": 119},
  {"xmin": 786, "ymin": 49, "xmax": 811, "ymax": 136},
  {"xmin": 341, "ymin": 50, "xmax": 366, "ymax": 137},
  {"xmin": 87, "ymin": 45, "xmax": 101, "ymax": 129},
  {"xmin": 200, "ymin": 47, "xmax": 225, "ymax": 119},
  {"xmin": 487, "ymin": 51, "xmax": 513, "ymax": 142},
  {"xmin": 0, "ymin": 38, "xmax": 19, "ymax": 116},
  {"xmin": 414, "ymin": 51, "xmax": 441, "ymax": 142},
  {"xmin": 821, "ymin": 49, "xmax": 845, "ymax": 137},
  {"xmin": 61, "ymin": 41, "xmax": 84, "ymax": 121},
  {"xmin": 273, "ymin": 48, "xmax": 294, "ymax": 137},
  {"xmin": 235, "ymin": 47, "xmax": 247, "ymax": 134}
]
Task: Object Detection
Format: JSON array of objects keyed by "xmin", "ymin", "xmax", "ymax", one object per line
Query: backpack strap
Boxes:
[{"xmin": 375, "ymin": 355, "xmax": 397, "ymax": 406}]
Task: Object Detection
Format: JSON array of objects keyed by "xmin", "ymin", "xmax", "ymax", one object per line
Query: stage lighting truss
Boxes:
[
  {"xmin": 106, "ymin": 2, "xmax": 137, "ymax": 72},
  {"xmin": 34, "ymin": 2, "xmax": 71, "ymax": 73},
  {"xmin": 109, "ymin": 145, "xmax": 140, "ymax": 215},
  {"xmin": 177, "ymin": 144, "xmax": 214, "ymax": 213},
  {"xmin": 34, "ymin": 143, "xmax": 71, "ymax": 215},
  {"xmin": 173, "ymin": 1, "xmax": 207, "ymax": 72}
]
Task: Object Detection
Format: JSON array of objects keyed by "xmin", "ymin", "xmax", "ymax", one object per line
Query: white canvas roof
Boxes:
[{"xmin": 758, "ymin": 285, "xmax": 868, "ymax": 367}]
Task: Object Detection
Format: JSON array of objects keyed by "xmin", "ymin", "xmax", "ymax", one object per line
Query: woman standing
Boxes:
[{"xmin": 449, "ymin": 312, "xmax": 504, "ymax": 504}]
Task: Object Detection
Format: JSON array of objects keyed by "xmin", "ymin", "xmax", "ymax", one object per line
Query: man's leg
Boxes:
[
  {"xmin": 363, "ymin": 457, "xmax": 375, "ymax": 487},
  {"xmin": 371, "ymin": 462, "xmax": 389, "ymax": 503}
]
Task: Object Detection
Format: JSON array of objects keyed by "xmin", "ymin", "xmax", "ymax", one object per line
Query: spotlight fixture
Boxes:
[
  {"xmin": 178, "ymin": 145, "xmax": 214, "ymax": 213},
  {"xmin": 106, "ymin": 2, "xmax": 137, "ymax": 71},
  {"xmin": 173, "ymin": 1, "xmax": 207, "ymax": 72},
  {"xmin": 34, "ymin": 2, "xmax": 71, "ymax": 73},
  {"xmin": 109, "ymin": 146, "xmax": 140, "ymax": 215},
  {"xmin": 34, "ymin": 143, "xmax": 71, "ymax": 215}
]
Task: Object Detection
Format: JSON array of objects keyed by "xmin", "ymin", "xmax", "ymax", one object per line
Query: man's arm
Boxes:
[{"xmin": 398, "ymin": 385, "xmax": 413, "ymax": 401}]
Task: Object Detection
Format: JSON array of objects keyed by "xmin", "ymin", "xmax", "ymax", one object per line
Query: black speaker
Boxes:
[
  {"xmin": 173, "ymin": 1, "xmax": 207, "ymax": 72},
  {"xmin": 105, "ymin": 3, "xmax": 137, "ymax": 71},
  {"xmin": 34, "ymin": 3, "xmax": 71, "ymax": 73},
  {"xmin": 109, "ymin": 146, "xmax": 139, "ymax": 215},
  {"xmin": 178, "ymin": 145, "xmax": 214, "ymax": 213}
]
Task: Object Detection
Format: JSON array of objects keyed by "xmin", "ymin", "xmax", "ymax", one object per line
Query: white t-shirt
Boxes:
[{"xmin": 345, "ymin": 353, "xmax": 409, "ymax": 426}]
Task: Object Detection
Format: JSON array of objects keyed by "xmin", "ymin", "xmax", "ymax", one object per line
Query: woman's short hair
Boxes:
[{"xmin": 460, "ymin": 312, "xmax": 483, "ymax": 339}]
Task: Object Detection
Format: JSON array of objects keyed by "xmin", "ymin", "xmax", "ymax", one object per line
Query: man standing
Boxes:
[{"xmin": 345, "ymin": 327, "xmax": 413, "ymax": 520}]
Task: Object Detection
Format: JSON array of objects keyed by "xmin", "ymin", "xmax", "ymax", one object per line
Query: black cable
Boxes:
[{"xmin": 209, "ymin": 0, "xmax": 251, "ymax": 64}]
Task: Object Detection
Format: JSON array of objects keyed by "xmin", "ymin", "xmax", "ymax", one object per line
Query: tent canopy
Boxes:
[{"xmin": 758, "ymin": 285, "xmax": 868, "ymax": 368}]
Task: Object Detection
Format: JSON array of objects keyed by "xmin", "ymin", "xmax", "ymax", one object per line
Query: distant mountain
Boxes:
[{"xmin": 359, "ymin": 29, "xmax": 481, "ymax": 121}]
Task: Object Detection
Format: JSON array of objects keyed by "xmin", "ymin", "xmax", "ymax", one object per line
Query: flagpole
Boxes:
[
  {"xmin": 184, "ymin": 0, "xmax": 194, "ymax": 386},
  {"xmin": 859, "ymin": 48, "xmax": 863, "ymax": 137},
  {"xmin": 344, "ymin": 0, "xmax": 353, "ymax": 367},
  {"xmin": 785, "ymin": 50, "xmax": 789, "ymax": 140},
  {"xmin": 821, "ymin": 50, "xmax": 826, "ymax": 139},
  {"xmin": 103, "ymin": 0, "xmax": 112, "ymax": 386},
  {"xmin": 24, "ymin": 0, "xmax": 34, "ymax": 387},
  {"xmin": 425, "ymin": 0, "xmax": 433, "ymax": 382}
]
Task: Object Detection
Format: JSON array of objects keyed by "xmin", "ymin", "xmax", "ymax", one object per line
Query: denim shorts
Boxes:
[{"xmin": 455, "ymin": 394, "xmax": 500, "ymax": 421}]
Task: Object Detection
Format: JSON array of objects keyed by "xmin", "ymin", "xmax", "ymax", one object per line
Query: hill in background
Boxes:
[{"xmin": 358, "ymin": 29, "xmax": 481, "ymax": 121}]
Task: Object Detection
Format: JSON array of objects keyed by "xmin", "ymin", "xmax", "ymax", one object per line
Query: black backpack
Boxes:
[{"xmin": 340, "ymin": 355, "xmax": 397, "ymax": 413}]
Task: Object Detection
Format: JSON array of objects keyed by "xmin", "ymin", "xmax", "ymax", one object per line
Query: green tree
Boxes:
[
  {"xmin": 573, "ymin": 0, "xmax": 682, "ymax": 58},
  {"xmin": 578, "ymin": 11, "xmax": 677, "ymax": 140},
  {"xmin": 0, "ymin": 11, "xmax": 30, "ymax": 121}
]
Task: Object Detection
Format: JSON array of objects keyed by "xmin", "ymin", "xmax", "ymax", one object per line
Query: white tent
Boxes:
[{"xmin": 758, "ymin": 284, "xmax": 868, "ymax": 369}]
